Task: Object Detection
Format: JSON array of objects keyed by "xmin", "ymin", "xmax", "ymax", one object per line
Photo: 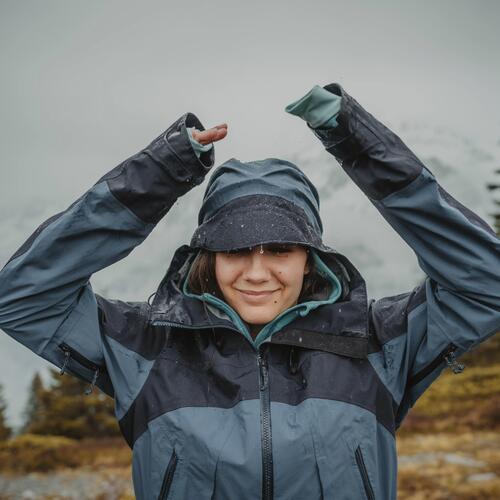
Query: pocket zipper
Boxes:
[
  {"xmin": 58, "ymin": 343, "xmax": 104, "ymax": 395},
  {"xmin": 355, "ymin": 445, "xmax": 375, "ymax": 500},
  {"xmin": 407, "ymin": 342, "xmax": 465, "ymax": 388},
  {"xmin": 158, "ymin": 449, "xmax": 178, "ymax": 500}
]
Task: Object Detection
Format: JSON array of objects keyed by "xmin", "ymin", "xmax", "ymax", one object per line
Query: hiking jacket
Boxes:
[{"xmin": 1, "ymin": 83, "xmax": 499, "ymax": 500}]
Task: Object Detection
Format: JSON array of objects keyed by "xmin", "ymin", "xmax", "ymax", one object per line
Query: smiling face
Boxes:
[{"xmin": 215, "ymin": 244, "xmax": 310, "ymax": 335}]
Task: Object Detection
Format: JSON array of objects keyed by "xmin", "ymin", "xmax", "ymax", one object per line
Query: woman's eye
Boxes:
[
  {"xmin": 226, "ymin": 248, "xmax": 251, "ymax": 256},
  {"xmin": 224, "ymin": 246, "xmax": 292, "ymax": 256},
  {"xmin": 267, "ymin": 245, "xmax": 292, "ymax": 255}
]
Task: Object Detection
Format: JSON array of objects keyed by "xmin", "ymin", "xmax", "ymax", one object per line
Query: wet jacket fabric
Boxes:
[{"xmin": 1, "ymin": 83, "xmax": 499, "ymax": 500}]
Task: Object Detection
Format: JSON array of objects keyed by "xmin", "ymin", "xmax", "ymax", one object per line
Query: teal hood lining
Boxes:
[{"xmin": 181, "ymin": 249, "xmax": 342, "ymax": 349}]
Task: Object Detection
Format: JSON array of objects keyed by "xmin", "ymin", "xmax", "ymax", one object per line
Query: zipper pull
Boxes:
[
  {"xmin": 444, "ymin": 347, "xmax": 465, "ymax": 374},
  {"xmin": 60, "ymin": 349, "xmax": 71, "ymax": 375},
  {"xmin": 85, "ymin": 368, "xmax": 100, "ymax": 395},
  {"xmin": 257, "ymin": 354, "xmax": 269, "ymax": 391},
  {"xmin": 288, "ymin": 347, "xmax": 298, "ymax": 375}
]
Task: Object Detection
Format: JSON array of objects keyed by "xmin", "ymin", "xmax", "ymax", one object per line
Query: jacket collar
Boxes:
[{"xmin": 149, "ymin": 244, "xmax": 369, "ymax": 358}]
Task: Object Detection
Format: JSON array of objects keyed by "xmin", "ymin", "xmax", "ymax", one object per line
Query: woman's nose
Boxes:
[{"xmin": 244, "ymin": 252, "xmax": 270, "ymax": 281}]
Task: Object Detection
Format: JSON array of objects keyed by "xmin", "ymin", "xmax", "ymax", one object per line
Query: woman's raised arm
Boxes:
[
  {"xmin": 286, "ymin": 83, "xmax": 500, "ymax": 429},
  {"xmin": 0, "ymin": 112, "xmax": 220, "ymax": 399}
]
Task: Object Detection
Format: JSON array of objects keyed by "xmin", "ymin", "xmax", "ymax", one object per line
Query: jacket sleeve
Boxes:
[
  {"xmin": 306, "ymin": 83, "xmax": 500, "ymax": 429},
  {"xmin": 0, "ymin": 112, "xmax": 215, "ymax": 400}
]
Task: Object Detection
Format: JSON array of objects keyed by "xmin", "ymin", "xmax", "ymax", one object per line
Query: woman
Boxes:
[{"xmin": 0, "ymin": 83, "xmax": 498, "ymax": 500}]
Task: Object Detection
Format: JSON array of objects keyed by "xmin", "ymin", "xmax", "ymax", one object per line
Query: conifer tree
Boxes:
[
  {"xmin": 0, "ymin": 384, "xmax": 12, "ymax": 441},
  {"xmin": 486, "ymin": 168, "xmax": 500, "ymax": 234},
  {"xmin": 21, "ymin": 372, "xmax": 44, "ymax": 434},
  {"xmin": 26, "ymin": 368, "xmax": 119, "ymax": 439}
]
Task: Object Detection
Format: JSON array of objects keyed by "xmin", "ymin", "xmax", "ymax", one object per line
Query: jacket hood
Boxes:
[
  {"xmin": 197, "ymin": 157, "xmax": 323, "ymax": 233},
  {"xmin": 190, "ymin": 158, "xmax": 334, "ymax": 253},
  {"xmin": 150, "ymin": 156, "xmax": 370, "ymax": 357}
]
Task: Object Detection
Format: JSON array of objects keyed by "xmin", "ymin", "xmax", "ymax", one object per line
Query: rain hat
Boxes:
[{"xmin": 190, "ymin": 157, "xmax": 334, "ymax": 253}]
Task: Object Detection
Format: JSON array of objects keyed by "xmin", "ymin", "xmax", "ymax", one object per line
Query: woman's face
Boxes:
[{"xmin": 215, "ymin": 244, "xmax": 310, "ymax": 330}]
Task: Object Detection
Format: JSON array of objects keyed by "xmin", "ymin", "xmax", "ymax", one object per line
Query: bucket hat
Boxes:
[{"xmin": 190, "ymin": 157, "xmax": 336, "ymax": 253}]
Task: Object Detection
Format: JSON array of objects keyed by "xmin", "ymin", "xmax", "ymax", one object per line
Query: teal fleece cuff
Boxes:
[
  {"xmin": 285, "ymin": 85, "xmax": 341, "ymax": 128},
  {"xmin": 187, "ymin": 127, "xmax": 214, "ymax": 158}
]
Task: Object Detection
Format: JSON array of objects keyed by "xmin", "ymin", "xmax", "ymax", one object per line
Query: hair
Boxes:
[{"xmin": 187, "ymin": 247, "xmax": 332, "ymax": 304}]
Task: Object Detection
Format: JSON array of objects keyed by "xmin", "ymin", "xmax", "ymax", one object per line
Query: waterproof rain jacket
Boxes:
[{"xmin": 1, "ymin": 83, "xmax": 499, "ymax": 500}]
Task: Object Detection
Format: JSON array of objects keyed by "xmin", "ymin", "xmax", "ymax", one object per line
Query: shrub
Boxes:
[{"xmin": 0, "ymin": 434, "xmax": 81, "ymax": 473}]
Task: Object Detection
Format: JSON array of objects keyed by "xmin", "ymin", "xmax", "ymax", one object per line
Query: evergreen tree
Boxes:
[
  {"xmin": 21, "ymin": 372, "xmax": 44, "ymax": 434},
  {"xmin": 26, "ymin": 368, "xmax": 119, "ymax": 439},
  {"xmin": 486, "ymin": 168, "xmax": 500, "ymax": 234},
  {"xmin": 0, "ymin": 384, "xmax": 12, "ymax": 441}
]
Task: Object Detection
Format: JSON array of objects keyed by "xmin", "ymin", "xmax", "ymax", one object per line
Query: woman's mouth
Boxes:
[{"xmin": 236, "ymin": 289, "xmax": 278, "ymax": 300}]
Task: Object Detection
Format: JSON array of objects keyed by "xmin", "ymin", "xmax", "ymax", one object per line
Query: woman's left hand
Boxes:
[{"xmin": 192, "ymin": 123, "xmax": 228, "ymax": 145}]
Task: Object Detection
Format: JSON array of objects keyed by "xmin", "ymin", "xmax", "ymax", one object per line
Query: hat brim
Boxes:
[{"xmin": 190, "ymin": 194, "xmax": 333, "ymax": 253}]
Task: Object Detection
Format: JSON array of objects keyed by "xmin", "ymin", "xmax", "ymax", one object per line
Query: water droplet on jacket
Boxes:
[{"xmin": 241, "ymin": 224, "xmax": 245, "ymax": 228}]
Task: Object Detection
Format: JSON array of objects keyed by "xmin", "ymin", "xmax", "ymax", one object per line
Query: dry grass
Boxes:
[
  {"xmin": 396, "ymin": 334, "xmax": 500, "ymax": 498},
  {"xmin": 0, "ymin": 435, "xmax": 131, "ymax": 474},
  {"xmin": 397, "ymin": 431, "xmax": 500, "ymax": 499}
]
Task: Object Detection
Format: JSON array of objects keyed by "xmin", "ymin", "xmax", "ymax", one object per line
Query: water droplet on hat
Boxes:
[{"xmin": 241, "ymin": 224, "xmax": 245, "ymax": 228}]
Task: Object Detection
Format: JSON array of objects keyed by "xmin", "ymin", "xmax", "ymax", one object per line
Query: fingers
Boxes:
[
  {"xmin": 192, "ymin": 123, "xmax": 228, "ymax": 145},
  {"xmin": 213, "ymin": 126, "xmax": 228, "ymax": 141}
]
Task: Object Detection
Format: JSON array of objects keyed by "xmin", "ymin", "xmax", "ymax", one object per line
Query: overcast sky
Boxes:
[{"xmin": 1, "ymin": 0, "xmax": 499, "ymax": 428}]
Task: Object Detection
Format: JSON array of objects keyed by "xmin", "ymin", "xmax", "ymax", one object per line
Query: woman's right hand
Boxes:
[{"xmin": 191, "ymin": 123, "xmax": 228, "ymax": 145}]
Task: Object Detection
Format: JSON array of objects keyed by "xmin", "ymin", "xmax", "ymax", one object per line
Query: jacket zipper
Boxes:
[
  {"xmin": 152, "ymin": 320, "xmax": 239, "ymax": 333},
  {"xmin": 355, "ymin": 445, "xmax": 375, "ymax": 500},
  {"xmin": 151, "ymin": 320, "xmax": 258, "ymax": 351},
  {"xmin": 407, "ymin": 342, "xmax": 464, "ymax": 388},
  {"xmin": 58, "ymin": 342, "xmax": 104, "ymax": 395},
  {"xmin": 153, "ymin": 320, "xmax": 274, "ymax": 497},
  {"xmin": 257, "ymin": 348, "xmax": 273, "ymax": 500},
  {"xmin": 158, "ymin": 449, "xmax": 178, "ymax": 500}
]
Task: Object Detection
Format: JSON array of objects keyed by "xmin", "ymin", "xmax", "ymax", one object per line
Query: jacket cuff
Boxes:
[
  {"xmin": 187, "ymin": 127, "xmax": 214, "ymax": 158},
  {"xmin": 285, "ymin": 85, "xmax": 341, "ymax": 128},
  {"xmin": 148, "ymin": 112, "xmax": 215, "ymax": 183},
  {"xmin": 308, "ymin": 83, "xmax": 424, "ymax": 200},
  {"xmin": 96, "ymin": 112, "xmax": 216, "ymax": 224},
  {"xmin": 306, "ymin": 83, "xmax": 372, "ymax": 161}
]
